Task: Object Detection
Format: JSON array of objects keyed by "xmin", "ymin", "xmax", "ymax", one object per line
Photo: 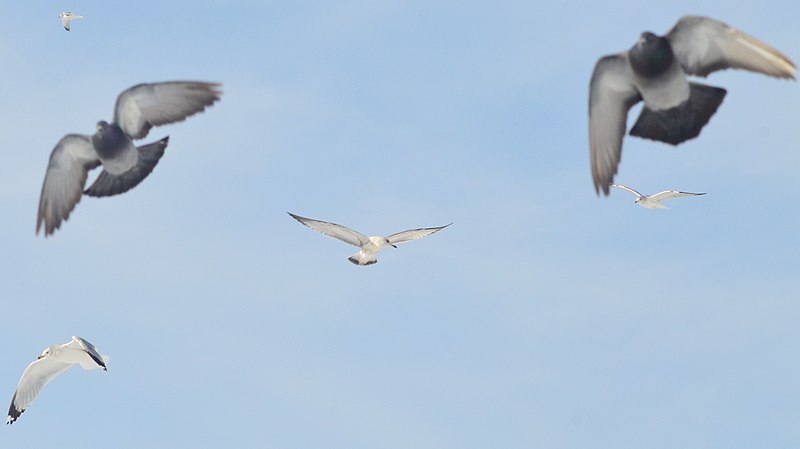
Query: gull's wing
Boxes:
[
  {"xmin": 667, "ymin": 16, "xmax": 796, "ymax": 79},
  {"xmin": 113, "ymin": 81, "xmax": 223, "ymax": 140},
  {"xmin": 65, "ymin": 337, "xmax": 107, "ymax": 371},
  {"xmin": 648, "ymin": 190, "xmax": 706, "ymax": 201},
  {"xmin": 288, "ymin": 212, "xmax": 368, "ymax": 247},
  {"xmin": 7, "ymin": 358, "xmax": 73, "ymax": 424},
  {"xmin": 61, "ymin": 16, "xmax": 71, "ymax": 31},
  {"xmin": 37, "ymin": 135, "xmax": 100, "ymax": 237},
  {"xmin": 611, "ymin": 184, "xmax": 644, "ymax": 197},
  {"xmin": 589, "ymin": 54, "xmax": 643, "ymax": 196},
  {"xmin": 387, "ymin": 223, "xmax": 451, "ymax": 245}
]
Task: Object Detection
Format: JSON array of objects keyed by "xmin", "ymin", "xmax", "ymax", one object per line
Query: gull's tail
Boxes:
[{"xmin": 348, "ymin": 252, "xmax": 377, "ymax": 266}]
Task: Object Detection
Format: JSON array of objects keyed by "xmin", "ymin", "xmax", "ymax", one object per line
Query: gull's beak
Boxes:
[
  {"xmin": 37, "ymin": 354, "xmax": 45, "ymax": 360},
  {"xmin": 391, "ymin": 244, "xmax": 397, "ymax": 248}
]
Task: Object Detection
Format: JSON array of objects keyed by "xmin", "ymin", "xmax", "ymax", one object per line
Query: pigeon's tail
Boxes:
[
  {"xmin": 84, "ymin": 137, "xmax": 168, "ymax": 197},
  {"xmin": 629, "ymin": 83, "xmax": 727, "ymax": 145},
  {"xmin": 348, "ymin": 253, "xmax": 377, "ymax": 266}
]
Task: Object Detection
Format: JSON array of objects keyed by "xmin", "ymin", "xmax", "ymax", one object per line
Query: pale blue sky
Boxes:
[{"xmin": 1, "ymin": 1, "xmax": 799, "ymax": 448}]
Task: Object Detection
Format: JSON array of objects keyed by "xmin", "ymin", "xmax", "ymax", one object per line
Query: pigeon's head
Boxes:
[
  {"xmin": 92, "ymin": 121, "xmax": 127, "ymax": 153},
  {"xmin": 629, "ymin": 31, "xmax": 674, "ymax": 78}
]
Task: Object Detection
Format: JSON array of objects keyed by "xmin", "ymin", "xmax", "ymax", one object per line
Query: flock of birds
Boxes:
[{"xmin": 6, "ymin": 14, "xmax": 796, "ymax": 426}]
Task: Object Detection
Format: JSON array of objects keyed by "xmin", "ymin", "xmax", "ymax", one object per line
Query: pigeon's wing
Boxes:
[
  {"xmin": 288, "ymin": 213, "xmax": 368, "ymax": 247},
  {"xmin": 667, "ymin": 16, "xmax": 796, "ymax": 79},
  {"xmin": 589, "ymin": 54, "xmax": 642, "ymax": 196},
  {"xmin": 37, "ymin": 135, "xmax": 100, "ymax": 236},
  {"xmin": 648, "ymin": 190, "xmax": 706, "ymax": 201},
  {"xmin": 65, "ymin": 337, "xmax": 107, "ymax": 371},
  {"xmin": 113, "ymin": 81, "xmax": 223, "ymax": 139},
  {"xmin": 387, "ymin": 223, "xmax": 451, "ymax": 245},
  {"xmin": 7, "ymin": 358, "xmax": 73, "ymax": 424},
  {"xmin": 611, "ymin": 184, "xmax": 644, "ymax": 197}
]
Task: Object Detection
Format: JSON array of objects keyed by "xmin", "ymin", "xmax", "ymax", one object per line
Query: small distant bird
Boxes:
[
  {"xmin": 7, "ymin": 336, "xmax": 109, "ymax": 425},
  {"xmin": 589, "ymin": 16, "xmax": 796, "ymax": 195},
  {"xmin": 288, "ymin": 212, "xmax": 451, "ymax": 266},
  {"xmin": 612, "ymin": 184, "xmax": 705, "ymax": 209},
  {"xmin": 58, "ymin": 12, "xmax": 83, "ymax": 31},
  {"xmin": 37, "ymin": 81, "xmax": 223, "ymax": 236}
]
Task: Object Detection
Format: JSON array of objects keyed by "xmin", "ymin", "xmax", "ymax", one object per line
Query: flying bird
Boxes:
[
  {"xmin": 7, "ymin": 336, "xmax": 109, "ymax": 425},
  {"xmin": 37, "ymin": 81, "xmax": 223, "ymax": 236},
  {"xmin": 58, "ymin": 12, "xmax": 83, "ymax": 31},
  {"xmin": 612, "ymin": 184, "xmax": 705, "ymax": 209},
  {"xmin": 288, "ymin": 212, "xmax": 451, "ymax": 266},
  {"xmin": 590, "ymin": 16, "xmax": 796, "ymax": 195}
]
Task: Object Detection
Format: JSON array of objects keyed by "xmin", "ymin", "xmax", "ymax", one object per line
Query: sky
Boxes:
[{"xmin": 1, "ymin": 1, "xmax": 799, "ymax": 448}]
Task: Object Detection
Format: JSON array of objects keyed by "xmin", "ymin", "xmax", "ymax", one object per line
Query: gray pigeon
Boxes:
[
  {"xmin": 589, "ymin": 16, "xmax": 796, "ymax": 196},
  {"xmin": 37, "ymin": 81, "xmax": 222, "ymax": 236}
]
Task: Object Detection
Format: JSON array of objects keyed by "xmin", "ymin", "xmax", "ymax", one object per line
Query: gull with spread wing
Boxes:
[
  {"xmin": 58, "ymin": 12, "xmax": 83, "ymax": 31},
  {"xmin": 37, "ymin": 81, "xmax": 222, "ymax": 236},
  {"xmin": 590, "ymin": 16, "xmax": 795, "ymax": 196},
  {"xmin": 288, "ymin": 212, "xmax": 451, "ymax": 266},
  {"xmin": 612, "ymin": 184, "xmax": 705, "ymax": 209},
  {"xmin": 7, "ymin": 337, "xmax": 109, "ymax": 425}
]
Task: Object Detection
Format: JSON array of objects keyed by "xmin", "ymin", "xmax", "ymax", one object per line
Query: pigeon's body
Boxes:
[
  {"xmin": 91, "ymin": 122, "xmax": 139, "ymax": 173},
  {"xmin": 288, "ymin": 212, "xmax": 451, "ymax": 266},
  {"xmin": 37, "ymin": 81, "xmax": 222, "ymax": 236},
  {"xmin": 611, "ymin": 184, "xmax": 705, "ymax": 209},
  {"xmin": 58, "ymin": 12, "xmax": 83, "ymax": 31},
  {"xmin": 7, "ymin": 337, "xmax": 109, "ymax": 425},
  {"xmin": 589, "ymin": 16, "xmax": 796, "ymax": 195}
]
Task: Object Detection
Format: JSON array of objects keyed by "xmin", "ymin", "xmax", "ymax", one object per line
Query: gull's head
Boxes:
[
  {"xmin": 634, "ymin": 197, "xmax": 642, "ymax": 204},
  {"xmin": 384, "ymin": 237, "xmax": 397, "ymax": 249},
  {"xmin": 38, "ymin": 346, "xmax": 55, "ymax": 359}
]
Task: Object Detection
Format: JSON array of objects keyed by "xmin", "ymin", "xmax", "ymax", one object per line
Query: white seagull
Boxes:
[
  {"xmin": 58, "ymin": 12, "xmax": 83, "ymax": 31},
  {"xmin": 288, "ymin": 212, "xmax": 451, "ymax": 266},
  {"xmin": 7, "ymin": 336, "xmax": 109, "ymax": 425},
  {"xmin": 612, "ymin": 184, "xmax": 705, "ymax": 209}
]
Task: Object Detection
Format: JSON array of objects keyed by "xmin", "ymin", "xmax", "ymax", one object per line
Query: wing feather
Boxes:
[
  {"xmin": 36, "ymin": 135, "xmax": 100, "ymax": 237},
  {"xmin": 648, "ymin": 190, "xmax": 706, "ymax": 201},
  {"xmin": 113, "ymin": 81, "xmax": 223, "ymax": 139},
  {"xmin": 611, "ymin": 184, "xmax": 644, "ymax": 197},
  {"xmin": 288, "ymin": 213, "xmax": 368, "ymax": 247},
  {"xmin": 667, "ymin": 16, "xmax": 796, "ymax": 79},
  {"xmin": 66, "ymin": 337, "xmax": 107, "ymax": 371},
  {"xmin": 387, "ymin": 223, "xmax": 451, "ymax": 245},
  {"xmin": 7, "ymin": 358, "xmax": 73, "ymax": 424},
  {"xmin": 589, "ymin": 55, "xmax": 642, "ymax": 196}
]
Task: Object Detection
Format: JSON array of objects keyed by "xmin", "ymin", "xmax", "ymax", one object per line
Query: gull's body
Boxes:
[
  {"xmin": 590, "ymin": 15, "xmax": 796, "ymax": 195},
  {"xmin": 58, "ymin": 12, "xmax": 83, "ymax": 31},
  {"xmin": 37, "ymin": 81, "xmax": 222, "ymax": 236},
  {"xmin": 7, "ymin": 337, "xmax": 109, "ymax": 425},
  {"xmin": 612, "ymin": 184, "xmax": 705, "ymax": 209},
  {"xmin": 288, "ymin": 212, "xmax": 451, "ymax": 266}
]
